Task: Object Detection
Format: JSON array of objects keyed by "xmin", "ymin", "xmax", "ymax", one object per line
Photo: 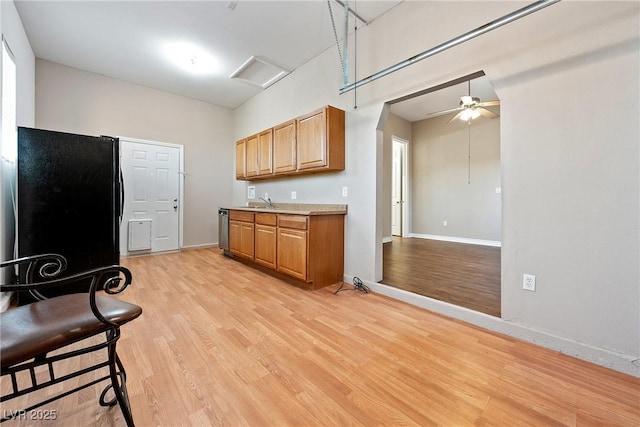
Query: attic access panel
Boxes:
[{"xmin": 230, "ymin": 56, "xmax": 290, "ymax": 90}]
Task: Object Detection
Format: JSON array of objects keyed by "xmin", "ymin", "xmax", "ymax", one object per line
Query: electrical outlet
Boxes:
[
  {"xmin": 247, "ymin": 186, "xmax": 255, "ymax": 199},
  {"xmin": 443, "ymin": 220, "xmax": 448, "ymax": 227},
  {"xmin": 342, "ymin": 186, "xmax": 348, "ymax": 197},
  {"xmin": 523, "ymin": 274, "xmax": 536, "ymax": 291},
  {"xmin": 291, "ymin": 191, "xmax": 297, "ymax": 200},
  {"xmin": 264, "ymin": 192, "xmax": 268, "ymax": 200}
]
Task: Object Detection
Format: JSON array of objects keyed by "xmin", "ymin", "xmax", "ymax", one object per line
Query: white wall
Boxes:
[
  {"xmin": 1, "ymin": 0, "xmax": 35, "ymax": 309},
  {"xmin": 35, "ymin": 60, "xmax": 234, "ymax": 248},
  {"xmin": 234, "ymin": 1, "xmax": 639, "ymax": 375}
]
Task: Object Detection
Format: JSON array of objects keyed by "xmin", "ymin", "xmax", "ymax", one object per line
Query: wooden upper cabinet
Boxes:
[
  {"xmin": 257, "ymin": 129, "xmax": 273, "ymax": 176},
  {"xmin": 297, "ymin": 109, "xmax": 326, "ymax": 170},
  {"xmin": 246, "ymin": 134, "xmax": 259, "ymax": 177},
  {"xmin": 273, "ymin": 120, "xmax": 297, "ymax": 174},
  {"xmin": 296, "ymin": 105, "xmax": 345, "ymax": 172},
  {"xmin": 235, "ymin": 140, "xmax": 246, "ymax": 180},
  {"xmin": 234, "ymin": 105, "xmax": 344, "ymax": 180}
]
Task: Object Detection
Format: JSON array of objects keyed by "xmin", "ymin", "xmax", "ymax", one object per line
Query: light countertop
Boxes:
[{"xmin": 222, "ymin": 203, "xmax": 347, "ymax": 216}]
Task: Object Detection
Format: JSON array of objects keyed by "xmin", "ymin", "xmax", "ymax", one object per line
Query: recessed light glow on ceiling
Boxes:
[{"xmin": 165, "ymin": 42, "xmax": 219, "ymax": 75}]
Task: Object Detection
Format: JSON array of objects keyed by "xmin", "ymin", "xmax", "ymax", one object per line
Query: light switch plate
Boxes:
[
  {"xmin": 291, "ymin": 191, "xmax": 297, "ymax": 200},
  {"xmin": 248, "ymin": 186, "xmax": 256, "ymax": 199}
]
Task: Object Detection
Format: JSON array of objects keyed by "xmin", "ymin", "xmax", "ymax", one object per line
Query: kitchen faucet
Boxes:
[{"xmin": 259, "ymin": 197, "xmax": 273, "ymax": 208}]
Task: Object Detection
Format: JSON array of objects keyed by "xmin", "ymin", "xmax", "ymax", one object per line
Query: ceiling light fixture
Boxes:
[{"xmin": 165, "ymin": 42, "xmax": 219, "ymax": 75}]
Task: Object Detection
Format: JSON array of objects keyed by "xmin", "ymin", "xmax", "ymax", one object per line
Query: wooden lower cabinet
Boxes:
[
  {"xmin": 276, "ymin": 228, "xmax": 307, "ymax": 280},
  {"xmin": 228, "ymin": 210, "xmax": 344, "ymax": 289},
  {"xmin": 229, "ymin": 211, "xmax": 255, "ymax": 260},
  {"xmin": 254, "ymin": 213, "xmax": 277, "ymax": 269},
  {"xmin": 255, "ymin": 224, "xmax": 277, "ymax": 269}
]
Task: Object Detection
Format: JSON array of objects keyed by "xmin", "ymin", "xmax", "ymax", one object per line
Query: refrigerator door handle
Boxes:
[{"xmin": 119, "ymin": 170, "xmax": 125, "ymax": 223}]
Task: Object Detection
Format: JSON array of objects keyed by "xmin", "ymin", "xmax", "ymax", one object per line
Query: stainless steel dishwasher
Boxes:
[{"xmin": 218, "ymin": 208, "xmax": 231, "ymax": 256}]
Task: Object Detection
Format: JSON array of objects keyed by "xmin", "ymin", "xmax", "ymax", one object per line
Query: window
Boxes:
[{"xmin": 2, "ymin": 37, "xmax": 17, "ymax": 161}]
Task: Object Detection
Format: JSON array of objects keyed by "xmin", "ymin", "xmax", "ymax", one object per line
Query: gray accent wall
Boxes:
[{"xmin": 411, "ymin": 114, "xmax": 501, "ymax": 241}]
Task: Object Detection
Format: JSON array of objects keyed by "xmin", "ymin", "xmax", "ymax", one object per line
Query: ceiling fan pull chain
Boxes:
[{"xmin": 468, "ymin": 120, "xmax": 472, "ymax": 184}]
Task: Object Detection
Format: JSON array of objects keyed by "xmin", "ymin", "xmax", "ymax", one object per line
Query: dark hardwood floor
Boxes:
[{"xmin": 381, "ymin": 237, "xmax": 501, "ymax": 317}]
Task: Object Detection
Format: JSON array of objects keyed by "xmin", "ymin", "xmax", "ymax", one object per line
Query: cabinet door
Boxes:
[
  {"xmin": 235, "ymin": 140, "xmax": 246, "ymax": 179},
  {"xmin": 273, "ymin": 120, "xmax": 296, "ymax": 174},
  {"xmin": 229, "ymin": 220, "xmax": 242, "ymax": 255},
  {"xmin": 258, "ymin": 129, "xmax": 273, "ymax": 176},
  {"xmin": 246, "ymin": 134, "xmax": 259, "ymax": 177},
  {"xmin": 277, "ymin": 228, "xmax": 307, "ymax": 281},
  {"xmin": 296, "ymin": 109, "xmax": 326, "ymax": 170},
  {"xmin": 255, "ymin": 224, "xmax": 277, "ymax": 269},
  {"xmin": 239, "ymin": 222, "xmax": 255, "ymax": 260}
]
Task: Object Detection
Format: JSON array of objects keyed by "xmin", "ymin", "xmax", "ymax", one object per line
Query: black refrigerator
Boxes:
[{"xmin": 17, "ymin": 127, "xmax": 121, "ymax": 298}]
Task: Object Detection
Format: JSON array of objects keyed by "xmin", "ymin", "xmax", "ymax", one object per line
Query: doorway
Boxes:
[
  {"xmin": 391, "ymin": 137, "xmax": 408, "ymax": 237},
  {"xmin": 119, "ymin": 137, "xmax": 183, "ymax": 256},
  {"xmin": 381, "ymin": 72, "xmax": 502, "ymax": 317}
]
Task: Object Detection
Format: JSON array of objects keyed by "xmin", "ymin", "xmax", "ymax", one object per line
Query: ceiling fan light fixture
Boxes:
[
  {"xmin": 460, "ymin": 95, "xmax": 474, "ymax": 106},
  {"xmin": 460, "ymin": 108, "xmax": 480, "ymax": 121}
]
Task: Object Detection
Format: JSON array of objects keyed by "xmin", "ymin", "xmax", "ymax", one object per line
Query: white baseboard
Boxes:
[
  {"xmin": 181, "ymin": 243, "xmax": 219, "ymax": 250},
  {"xmin": 382, "ymin": 236, "xmax": 393, "ymax": 243},
  {"xmin": 409, "ymin": 233, "xmax": 501, "ymax": 247},
  {"xmin": 342, "ymin": 275, "xmax": 639, "ymax": 378}
]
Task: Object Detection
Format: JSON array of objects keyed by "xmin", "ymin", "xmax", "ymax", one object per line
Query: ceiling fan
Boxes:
[{"xmin": 425, "ymin": 80, "xmax": 500, "ymax": 123}]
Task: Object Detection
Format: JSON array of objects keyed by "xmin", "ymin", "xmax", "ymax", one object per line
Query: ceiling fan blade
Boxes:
[
  {"xmin": 477, "ymin": 107, "xmax": 499, "ymax": 119},
  {"xmin": 479, "ymin": 100, "xmax": 500, "ymax": 107},
  {"xmin": 424, "ymin": 107, "xmax": 461, "ymax": 120},
  {"xmin": 447, "ymin": 110, "xmax": 465, "ymax": 124}
]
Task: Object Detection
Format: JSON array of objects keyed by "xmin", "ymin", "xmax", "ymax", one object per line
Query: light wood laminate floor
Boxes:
[{"xmin": 2, "ymin": 248, "xmax": 638, "ymax": 426}]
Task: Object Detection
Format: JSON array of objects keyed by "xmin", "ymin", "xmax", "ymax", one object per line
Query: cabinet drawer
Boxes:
[
  {"xmin": 230, "ymin": 210, "xmax": 255, "ymax": 222},
  {"xmin": 277, "ymin": 215, "xmax": 308, "ymax": 230},
  {"xmin": 256, "ymin": 212, "xmax": 277, "ymax": 226}
]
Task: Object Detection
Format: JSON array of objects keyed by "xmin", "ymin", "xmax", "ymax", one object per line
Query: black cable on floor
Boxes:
[{"xmin": 334, "ymin": 276, "xmax": 369, "ymax": 294}]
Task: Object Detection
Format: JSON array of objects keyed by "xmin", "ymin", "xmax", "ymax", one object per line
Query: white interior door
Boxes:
[
  {"xmin": 120, "ymin": 139, "xmax": 181, "ymax": 255},
  {"xmin": 391, "ymin": 140, "xmax": 404, "ymax": 236}
]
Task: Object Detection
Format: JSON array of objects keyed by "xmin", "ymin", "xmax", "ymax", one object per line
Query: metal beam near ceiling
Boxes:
[
  {"xmin": 339, "ymin": 0, "xmax": 561, "ymax": 95},
  {"xmin": 332, "ymin": 0, "xmax": 368, "ymax": 25}
]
